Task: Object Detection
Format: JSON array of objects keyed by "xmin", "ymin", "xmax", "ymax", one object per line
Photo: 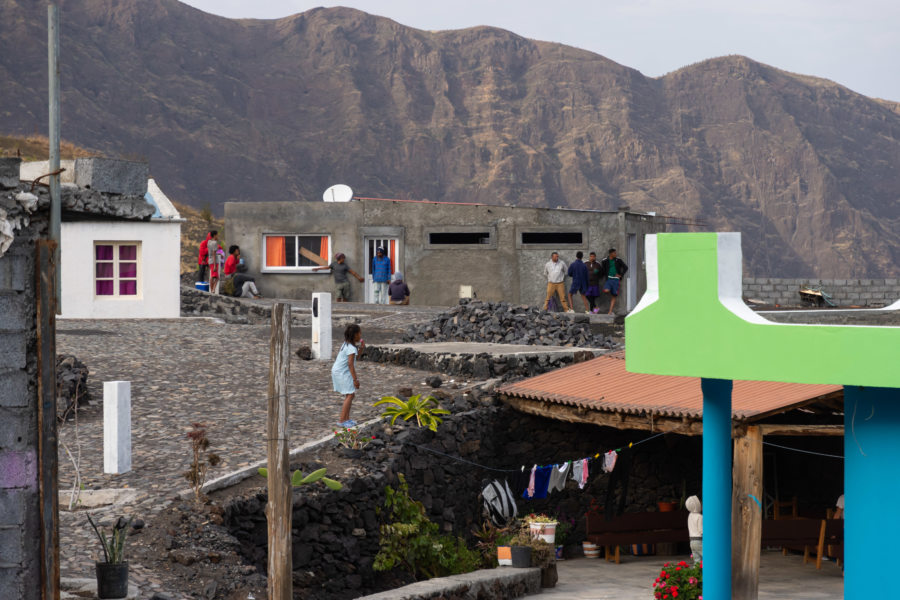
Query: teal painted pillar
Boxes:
[
  {"xmin": 844, "ymin": 386, "xmax": 900, "ymax": 600},
  {"xmin": 701, "ymin": 378, "xmax": 732, "ymax": 600}
]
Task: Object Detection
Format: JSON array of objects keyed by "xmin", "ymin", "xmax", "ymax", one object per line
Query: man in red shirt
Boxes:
[
  {"xmin": 224, "ymin": 245, "xmax": 240, "ymax": 276},
  {"xmin": 197, "ymin": 230, "xmax": 215, "ymax": 283}
]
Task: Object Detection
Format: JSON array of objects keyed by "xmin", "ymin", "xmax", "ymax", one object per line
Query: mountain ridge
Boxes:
[{"xmin": 1, "ymin": 0, "xmax": 897, "ymax": 277}]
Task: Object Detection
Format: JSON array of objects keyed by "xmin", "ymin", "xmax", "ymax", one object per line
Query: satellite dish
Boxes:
[{"xmin": 323, "ymin": 184, "xmax": 353, "ymax": 203}]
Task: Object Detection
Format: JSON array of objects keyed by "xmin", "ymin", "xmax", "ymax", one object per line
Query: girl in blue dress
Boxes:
[{"xmin": 332, "ymin": 323, "xmax": 364, "ymax": 428}]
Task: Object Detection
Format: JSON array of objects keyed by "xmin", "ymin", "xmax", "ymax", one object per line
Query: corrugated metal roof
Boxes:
[{"xmin": 499, "ymin": 352, "xmax": 842, "ymax": 420}]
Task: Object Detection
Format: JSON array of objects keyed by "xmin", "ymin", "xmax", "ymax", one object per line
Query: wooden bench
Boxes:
[
  {"xmin": 586, "ymin": 510, "xmax": 689, "ymax": 564},
  {"xmin": 761, "ymin": 518, "xmax": 843, "ymax": 569}
]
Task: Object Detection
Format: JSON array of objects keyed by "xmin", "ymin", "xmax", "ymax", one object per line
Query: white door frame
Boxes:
[{"xmin": 363, "ymin": 237, "xmax": 401, "ymax": 303}]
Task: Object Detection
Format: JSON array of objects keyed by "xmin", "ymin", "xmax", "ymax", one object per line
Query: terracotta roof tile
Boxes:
[{"xmin": 499, "ymin": 352, "xmax": 842, "ymax": 420}]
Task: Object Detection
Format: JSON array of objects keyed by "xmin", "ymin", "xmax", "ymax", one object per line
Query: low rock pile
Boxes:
[{"xmin": 404, "ymin": 299, "xmax": 616, "ymax": 348}]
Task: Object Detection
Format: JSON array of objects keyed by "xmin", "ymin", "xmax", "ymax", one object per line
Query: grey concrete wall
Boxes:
[
  {"xmin": 225, "ymin": 200, "xmax": 666, "ymax": 313},
  {"xmin": 0, "ymin": 235, "xmax": 42, "ymax": 600},
  {"xmin": 742, "ymin": 277, "xmax": 900, "ymax": 307}
]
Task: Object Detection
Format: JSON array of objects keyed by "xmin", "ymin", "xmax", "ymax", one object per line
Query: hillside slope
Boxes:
[{"xmin": 1, "ymin": 0, "xmax": 897, "ymax": 276}]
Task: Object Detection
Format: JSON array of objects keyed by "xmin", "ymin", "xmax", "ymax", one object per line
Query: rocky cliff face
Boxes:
[{"xmin": 1, "ymin": 0, "xmax": 897, "ymax": 276}]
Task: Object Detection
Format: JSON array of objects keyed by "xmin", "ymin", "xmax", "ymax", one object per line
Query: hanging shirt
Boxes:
[
  {"xmin": 523, "ymin": 465, "xmax": 537, "ymax": 499},
  {"xmin": 571, "ymin": 458, "xmax": 589, "ymax": 489},
  {"xmin": 548, "ymin": 462, "xmax": 572, "ymax": 493},
  {"xmin": 531, "ymin": 466, "xmax": 553, "ymax": 499},
  {"xmin": 603, "ymin": 450, "xmax": 618, "ymax": 473}
]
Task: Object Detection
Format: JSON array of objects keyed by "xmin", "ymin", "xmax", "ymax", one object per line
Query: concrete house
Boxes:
[
  {"xmin": 20, "ymin": 159, "xmax": 183, "ymax": 319},
  {"xmin": 226, "ymin": 198, "xmax": 667, "ymax": 310}
]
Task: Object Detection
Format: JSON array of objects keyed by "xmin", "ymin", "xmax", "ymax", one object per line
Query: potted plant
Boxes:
[
  {"xmin": 87, "ymin": 514, "xmax": 132, "ymax": 599},
  {"xmin": 653, "ymin": 559, "xmax": 702, "ymax": 599},
  {"xmin": 333, "ymin": 426, "xmax": 376, "ymax": 458},
  {"xmin": 510, "ymin": 530, "xmax": 556, "ymax": 586},
  {"xmin": 524, "ymin": 513, "xmax": 558, "ymax": 544},
  {"xmin": 553, "ymin": 516, "xmax": 575, "ymax": 560}
]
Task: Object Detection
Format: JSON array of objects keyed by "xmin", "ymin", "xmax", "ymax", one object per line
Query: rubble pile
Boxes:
[
  {"xmin": 404, "ymin": 299, "xmax": 615, "ymax": 348},
  {"xmin": 56, "ymin": 354, "xmax": 90, "ymax": 420}
]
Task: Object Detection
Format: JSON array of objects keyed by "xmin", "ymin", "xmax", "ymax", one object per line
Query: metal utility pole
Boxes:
[{"xmin": 48, "ymin": 3, "xmax": 61, "ymax": 314}]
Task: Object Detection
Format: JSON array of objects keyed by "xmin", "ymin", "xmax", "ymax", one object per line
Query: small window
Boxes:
[
  {"xmin": 263, "ymin": 234, "xmax": 331, "ymax": 272},
  {"xmin": 521, "ymin": 232, "xmax": 583, "ymax": 245},
  {"xmin": 94, "ymin": 242, "xmax": 140, "ymax": 297},
  {"xmin": 428, "ymin": 232, "xmax": 491, "ymax": 245}
]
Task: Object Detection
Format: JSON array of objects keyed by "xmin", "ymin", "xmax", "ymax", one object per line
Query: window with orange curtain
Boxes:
[{"xmin": 263, "ymin": 234, "xmax": 332, "ymax": 272}]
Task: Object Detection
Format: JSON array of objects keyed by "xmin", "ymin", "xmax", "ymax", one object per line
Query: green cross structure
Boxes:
[{"xmin": 625, "ymin": 232, "xmax": 900, "ymax": 600}]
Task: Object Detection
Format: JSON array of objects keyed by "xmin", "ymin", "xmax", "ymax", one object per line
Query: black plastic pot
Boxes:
[
  {"xmin": 510, "ymin": 545, "xmax": 532, "ymax": 568},
  {"xmin": 96, "ymin": 561, "xmax": 129, "ymax": 599}
]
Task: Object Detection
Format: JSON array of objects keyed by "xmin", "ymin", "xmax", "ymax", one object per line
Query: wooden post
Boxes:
[
  {"xmin": 266, "ymin": 303, "xmax": 291, "ymax": 600},
  {"xmin": 36, "ymin": 240, "xmax": 59, "ymax": 600},
  {"xmin": 732, "ymin": 425, "xmax": 763, "ymax": 600}
]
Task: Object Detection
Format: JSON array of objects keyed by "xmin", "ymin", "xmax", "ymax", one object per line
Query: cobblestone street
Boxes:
[{"xmin": 56, "ymin": 313, "xmax": 452, "ymax": 593}]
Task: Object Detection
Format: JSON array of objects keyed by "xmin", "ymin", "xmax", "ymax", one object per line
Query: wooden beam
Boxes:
[
  {"xmin": 267, "ymin": 303, "xmax": 292, "ymax": 600},
  {"xmin": 36, "ymin": 240, "xmax": 59, "ymax": 600},
  {"xmin": 299, "ymin": 246, "xmax": 328, "ymax": 267},
  {"xmin": 500, "ymin": 395, "xmax": 703, "ymax": 435},
  {"xmin": 756, "ymin": 424, "xmax": 843, "ymax": 437},
  {"xmin": 732, "ymin": 426, "xmax": 763, "ymax": 600}
]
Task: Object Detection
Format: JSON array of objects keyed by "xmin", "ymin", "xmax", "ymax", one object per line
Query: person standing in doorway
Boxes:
[
  {"xmin": 585, "ymin": 251, "xmax": 603, "ymax": 313},
  {"xmin": 197, "ymin": 230, "xmax": 215, "ymax": 283},
  {"xmin": 313, "ymin": 253, "xmax": 364, "ymax": 302},
  {"xmin": 600, "ymin": 248, "xmax": 628, "ymax": 314},
  {"xmin": 542, "ymin": 252, "xmax": 570, "ymax": 312},
  {"xmin": 567, "ymin": 251, "xmax": 591, "ymax": 314},
  {"xmin": 371, "ymin": 247, "xmax": 392, "ymax": 304}
]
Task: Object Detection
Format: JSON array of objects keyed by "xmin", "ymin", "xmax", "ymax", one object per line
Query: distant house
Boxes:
[
  {"xmin": 226, "ymin": 197, "xmax": 667, "ymax": 310},
  {"xmin": 20, "ymin": 159, "xmax": 183, "ymax": 318}
]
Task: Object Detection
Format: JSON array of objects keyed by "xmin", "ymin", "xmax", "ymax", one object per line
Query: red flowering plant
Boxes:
[
  {"xmin": 334, "ymin": 427, "xmax": 376, "ymax": 450},
  {"xmin": 652, "ymin": 560, "xmax": 702, "ymax": 600}
]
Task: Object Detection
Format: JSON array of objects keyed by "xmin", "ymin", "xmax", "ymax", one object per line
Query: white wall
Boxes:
[{"xmin": 60, "ymin": 221, "xmax": 181, "ymax": 318}]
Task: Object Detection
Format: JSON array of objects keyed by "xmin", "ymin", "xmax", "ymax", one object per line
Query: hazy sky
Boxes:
[{"xmin": 181, "ymin": 0, "xmax": 900, "ymax": 101}]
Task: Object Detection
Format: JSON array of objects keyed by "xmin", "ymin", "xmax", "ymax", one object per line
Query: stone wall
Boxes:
[
  {"xmin": 0, "ymin": 158, "xmax": 44, "ymax": 600},
  {"xmin": 223, "ymin": 400, "xmax": 704, "ymax": 599},
  {"xmin": 742, "ymin": 277, "xmax": 900, "ymax": 307},
  {"xmin": 362, "ymin": 345, "xmax": 599, "ymax": 382}
]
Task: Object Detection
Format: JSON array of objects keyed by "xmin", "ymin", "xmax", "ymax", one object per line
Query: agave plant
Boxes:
[
  {"xmin": 374, "ymin": 394, "xmax": 450, "ymax": 432},
  {"xmin": 258, "ymin": 467, "xmax": 342, "ymax": 491}
]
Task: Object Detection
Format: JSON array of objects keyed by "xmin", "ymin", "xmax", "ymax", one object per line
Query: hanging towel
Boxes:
[
  {"xmin": 571, "ymin": 458, "xmax": 589, "ymax": 490},
  {"xmin": 522, "ymin": 465, "xmax": 538, "ymax": 499},
  {"xmin": 603, "ymin": 450, "xmax": 618, "ymax": 473},
  {"xmin": 531, "ymin": 465, "xmax": 553, "ymax": 499},
  {"xmin": 548, "ymin": 462, "xmax": 571, "ymax": 493}
]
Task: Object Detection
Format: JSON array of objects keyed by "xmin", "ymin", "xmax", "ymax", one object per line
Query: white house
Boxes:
[{"xmin": 20, "ymin": 160, "xmax": 183, "ymax": 318}]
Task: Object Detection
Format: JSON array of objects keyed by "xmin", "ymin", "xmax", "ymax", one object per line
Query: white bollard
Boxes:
[
  {"xmin": 103, "ymin": 381, "xmax": 131, "ymax": 474},
  {"xmin": 311, "ymin": 292, "xmax": 332, "ymax": 360}
]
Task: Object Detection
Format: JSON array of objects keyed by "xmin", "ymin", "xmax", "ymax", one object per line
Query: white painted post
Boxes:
[
  {"xmin": 103, "ymin": 381, "xmax": 131, "ymax": 474},
  {"xmin": 311, "ymin": 292, "xmax": 332, "ymax": 360}
]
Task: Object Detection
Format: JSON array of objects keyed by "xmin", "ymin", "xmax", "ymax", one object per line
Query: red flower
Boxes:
[{"xmin": 672, "ymin": 592, "xmax": 678, "ymax": 598}]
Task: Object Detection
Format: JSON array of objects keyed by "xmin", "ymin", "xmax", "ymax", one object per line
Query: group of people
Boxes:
[
  {"xmin": 197, "ymin": 230, "xmax": 261, "ymax": 298},
  {"xmin": 543, "ymin": 248, "xmax": 628, "ymax": 314},
  {"xmin": 313, "ymin": 246, "xmax": 411, "ymax": 305}
]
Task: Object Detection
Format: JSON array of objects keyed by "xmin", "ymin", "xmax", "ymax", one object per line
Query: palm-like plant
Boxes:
[
  {"xmin": 374, "ymin": 394, "xmax": 450, "ymax": 432},
  {"xmin": 258, "ymin": 467, "xmax": 342, "ymax": 491}
]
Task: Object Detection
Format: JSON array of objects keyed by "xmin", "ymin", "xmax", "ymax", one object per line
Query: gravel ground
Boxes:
[{"xmin": 56, "ymin": 315, "xmax": 457, "ymax": 594}]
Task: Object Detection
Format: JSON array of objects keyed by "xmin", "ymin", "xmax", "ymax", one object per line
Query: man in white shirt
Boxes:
[{"xmin": 542, "ymin": 252, "xmax": 571, "ymax": 312}]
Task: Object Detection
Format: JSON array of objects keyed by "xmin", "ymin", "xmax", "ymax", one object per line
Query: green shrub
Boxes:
[
  {"xmin": 374, "ymin": 395, "xmax": 450, "ymax": 432},
  {"xmin": 374, "ymin": 474, "xmax": 481, "ymax": 580}
]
